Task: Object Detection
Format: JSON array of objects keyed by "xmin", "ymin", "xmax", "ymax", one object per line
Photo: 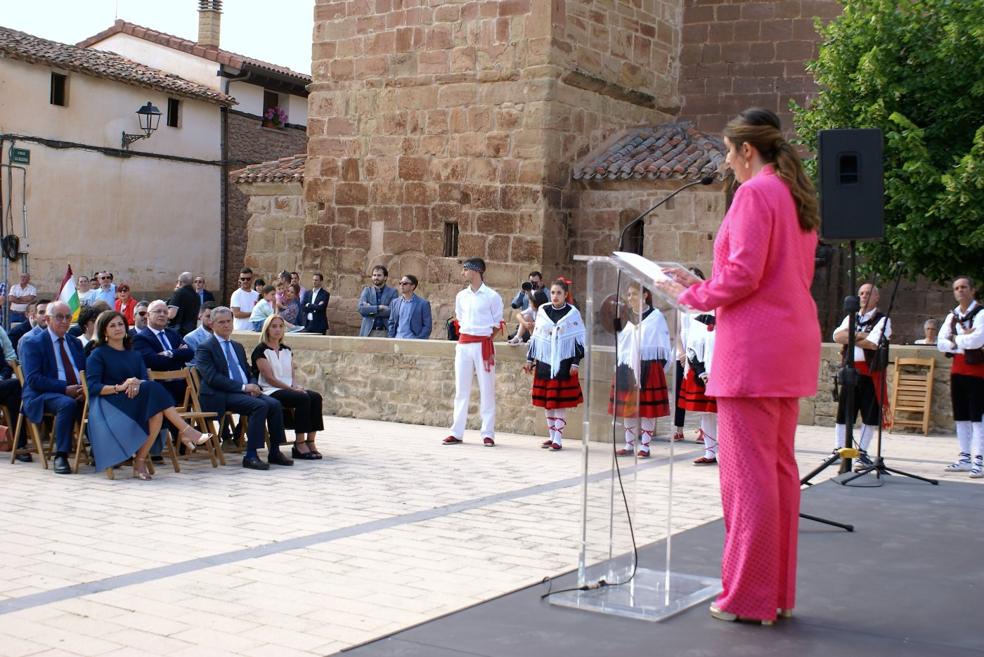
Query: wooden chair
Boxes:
[
  {"xmin": 9, "ymin": 362, "xmax": 53, "ymax": 468},
  {"xmin": 180, "ymin": 368, "xmax": 226, "ymax": 467},
  {"xmin": 76, "ymin": 371, "xmax": 112, "ymax": 478},
  {"xmin": 891, "ymin": 357, "xmax": 935, "ymax": 435}
]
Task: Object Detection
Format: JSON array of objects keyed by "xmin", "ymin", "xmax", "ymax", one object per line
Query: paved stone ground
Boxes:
[{"xmin": 0, "ymin": 418, "xmax": 975, "ymax": 657}]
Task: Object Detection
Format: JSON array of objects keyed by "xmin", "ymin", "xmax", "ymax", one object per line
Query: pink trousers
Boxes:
[{"xmin": 715, "ymin": 397, "xmax": 800, "ymax": 621}]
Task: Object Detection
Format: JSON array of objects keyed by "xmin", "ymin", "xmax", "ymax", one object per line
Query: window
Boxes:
[
  {"xmin": 166, "ymin": 98, "xmax": 180, "ymax": 127},
  {"xmin": 50, "ymin": 73, "xmax": 67, "ymax": 106},
  {"xmin": 443, "ymin": 222, "xmax": 459, "ymax": 258},
  {"xmin": 620, "ymin": 210, "xmax": 644, "ymax": 255}
]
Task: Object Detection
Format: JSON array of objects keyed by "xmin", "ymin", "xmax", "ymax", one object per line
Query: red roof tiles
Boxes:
[
  {"xmin": 232, "ymin": 154, "xmax": 306, "ymax": 184},
  {"xmin": 0, "ymin": 25, "xmax": 235, "ymax": 106},
  {"xmin": 572, "ymin": 123, "xmax": 725, "ymax": 182}
]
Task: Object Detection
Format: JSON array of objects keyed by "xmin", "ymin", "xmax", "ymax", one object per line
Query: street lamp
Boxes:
[{"xmin": 121, "ymin": 101, "xmax": 162, "ymax": 149}]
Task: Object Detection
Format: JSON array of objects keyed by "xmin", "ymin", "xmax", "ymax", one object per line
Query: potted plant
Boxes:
[{"xmin": 262, "ymin": 106, "xmax": 288, "ymax": 129}]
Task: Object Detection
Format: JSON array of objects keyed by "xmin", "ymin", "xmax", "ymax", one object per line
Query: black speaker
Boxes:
[{"xmin": 818, "ymin": 129, "xmax": 884, "ymax": 242}]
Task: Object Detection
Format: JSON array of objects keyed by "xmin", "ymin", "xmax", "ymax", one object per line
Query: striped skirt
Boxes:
[
  {"xmin": 679, "ymin": 368, "xmax": 717, "ymax": 413},
  {"xmin": 608, "ymin": 360, "xmax": 670, "ymax": 418},
  {"xmin": 532, "ymin": 372, "xmax": 584, "ymax": 409}
]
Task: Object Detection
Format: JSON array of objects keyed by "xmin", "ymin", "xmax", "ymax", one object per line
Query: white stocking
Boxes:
[
  {"xmin": 552, "ymin": 408, "xmax": 567, "ymax": 446},
  {"xmin": 971, "ymin": 422, "xmax": 983, "ymax": 466},
  {"xmin": 623, "ymin": 417, "xmax": 639, "ymax": 449},
  {"xmin": 956, "ymin": 421, "xmax": 972, "ymax": 459},
  {"xmin": 834, "ymin": 423, "xmax": 847, "ymax": 450},
  {"xmin": 701, "ymin": 414, "xmax": 718, "ymax": 459},
  {"xmin": 640, "ymin": 417, "xmax": 656, "ymax": 446},
  {"xmin": 859, "ymin": 424, "xmax": 877, "ymax": 452}
]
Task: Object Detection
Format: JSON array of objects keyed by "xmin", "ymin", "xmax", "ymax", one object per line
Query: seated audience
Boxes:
[
  {"xmin": 252, "ymin": 315, "xmax": 324, "ymax": 459},
  {"xmin": 85, "ymin": 311, "xmax": 212, "ymax": 480},
  {"xmin": 75, "ymin": 306, "xmax": 101, "ymax": 349},
  {"xmin": 131, "ymin": 300, "xmax": 150, "ymax": 333},
  {"xmin": 10, "ymin": 300, "xmax": 46, "ymax": 350},
  {"xmin": 508, "ymin": 289, "xmax": 547, "ymax": 345},
  {"xmin": 19, "ymin": 301, "xmax": 85, "ymax": 475},
  {"xmin": 914, "ymin": 318, "xmax": 940, "ymax": 345},
  {"xmin": 184, "ymin": 302, "xmax": 216, "ymax": 367},
  {"xmin": 0, "ymin": 324, "xmax": 24, "ymax": 461},
  {"xmin": 133, "ymin": 300, "xmax": 194, "ymax": 404},
  {"xmin": 195, "ymin": 306, "xmax": 292, "ymax": 470},
  {"xmin": 387, "ymin": 274, "xmax": 433, "ymax": 339},
  {"xmin": 114, "ymin": 282, "xmax": 137, "ymax": 325}
]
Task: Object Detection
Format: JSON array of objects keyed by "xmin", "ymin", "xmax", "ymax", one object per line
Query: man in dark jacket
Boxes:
[{"xmin": 167, "ymin": 272, "xmax": 201, "ymax": 336}]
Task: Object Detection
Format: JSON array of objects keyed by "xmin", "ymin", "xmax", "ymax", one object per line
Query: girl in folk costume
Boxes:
[
  {"xmin": 609, "ymin": 283, "xmax": 672, "ymax": 458},
  {"xmin": 524, "ymin": 281, "xmax": 585, "ymax": 451},
  {"xmin": 680, "ymin": 313, "xmax": 719, "ymax": 465}
]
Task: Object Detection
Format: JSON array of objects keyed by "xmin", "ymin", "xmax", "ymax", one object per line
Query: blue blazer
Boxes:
[
  {"xmin": 387, "ymin": 295, "xmax": 433, "ymax": 339},
  {"xmin": 301, "ymin": 287, "xmax": 330, "ymax": 334},
  {"xmin": 358, "ymin": 285, "xmax": 399, "ymax": 336},
  {"xmin": 133, "ymin": 327, "xmax": 194, "ymax": 371},
  {"xmin": 20, "ymin": 329, "xmax": 85, "ymax": 424},
  {"xmin": 194, "ymin": 336, "xmax": 256, "ymax": 415}
]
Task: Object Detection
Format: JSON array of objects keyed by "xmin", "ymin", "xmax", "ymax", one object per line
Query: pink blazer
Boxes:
[{"xmin": 678, "ymin": 166, "xmax": 820, "ymax": 398}]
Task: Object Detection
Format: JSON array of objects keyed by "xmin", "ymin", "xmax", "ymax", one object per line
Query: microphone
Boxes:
[{"xmin": 617, "ymin": 176, "xmax": 716, "ymax": 251}]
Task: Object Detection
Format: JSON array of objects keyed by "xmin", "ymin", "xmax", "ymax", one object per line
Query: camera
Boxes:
[{"xmin": 522, "ymin": 282, "xmax": 533, "ymax": 291}]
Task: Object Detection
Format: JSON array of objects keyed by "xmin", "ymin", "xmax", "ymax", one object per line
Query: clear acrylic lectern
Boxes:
[{"xmin": 549, "ymin": 253, "xmax": 721, "ymax": 621}]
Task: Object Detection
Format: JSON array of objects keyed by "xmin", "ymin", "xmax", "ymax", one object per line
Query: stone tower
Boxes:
[{"xmin": 304, "ymin": 0, "xmax": 682, "ymax": 333}]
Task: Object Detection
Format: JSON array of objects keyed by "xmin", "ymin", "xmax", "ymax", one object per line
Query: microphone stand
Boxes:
[{"xmin": 838, "ymin": 263, "xmax": 939, "ymax": 486}]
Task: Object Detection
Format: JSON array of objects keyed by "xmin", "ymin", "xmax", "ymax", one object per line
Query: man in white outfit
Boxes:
[{"xmin": 444, "ymin": 258, "xmax": 503, "ymax": 447}]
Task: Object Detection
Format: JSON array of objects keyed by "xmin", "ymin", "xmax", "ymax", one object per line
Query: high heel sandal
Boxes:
[
  {"xmin": 179, "ymin": 426, "xmax": 214, "ymax": 452},
  {"xmin": 133, "ymin": 456, "xmax": 153, "ymax": 481},
  {"xmin": 305, "ymin": 439, "xmax": 323, "ymax": 460}
]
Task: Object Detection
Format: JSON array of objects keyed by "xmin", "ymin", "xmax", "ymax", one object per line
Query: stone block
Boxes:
[
  {"xmin": 477, "ymin": 212, "xmax": 516, "ymax": 235},
  {"xmin": 419, "ymin": 50, "xmax": 449, "ymax": 74},
  {"xmin": 403, "ymin": 182, "xmax": 434, "ymax": 205},
  {"xmin": 439, "ymin": 83, "xmax": 478, "ymax": 107},
  {"xmin": 335, "ymin": 182, "xmax": 370, "ymax": 206},
  {"xmin": 398, "ymin": 157, "xmax": 429, "ymax": 181},
  {"xmin": 510, "ymin": 236, "xmax": 542, "ymax": 262}
]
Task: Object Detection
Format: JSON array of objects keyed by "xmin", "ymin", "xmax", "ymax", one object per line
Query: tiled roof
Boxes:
[
  {"xmin": 78, "ymin": 20, "xmax": 311, "ymax": 88},
  {"xmin": 572, "ymin": 122, "xmax": 725, "ymax": 182},
  {"xmin": 0, "ymin": 25, "xmax": 235, "ymax": 106},
  {"xmin": 232, "ymin": 154, "xmax": 306, "ymax": 184}
]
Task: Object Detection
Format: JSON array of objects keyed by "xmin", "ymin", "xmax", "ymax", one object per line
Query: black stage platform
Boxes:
[{"xmin": 341, "ymin": 478, "xmax": 984, "ymax": 657}]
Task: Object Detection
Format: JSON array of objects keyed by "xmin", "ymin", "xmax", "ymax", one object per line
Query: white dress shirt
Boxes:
[{"xmin": 454, "ymin": 283, "xmax": 503, "ymax": 337}]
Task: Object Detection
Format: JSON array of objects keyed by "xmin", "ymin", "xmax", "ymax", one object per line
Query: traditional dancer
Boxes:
[
  {"xmin": 609, "ymin": 282, "xmax": 672, "ymax": 459},
  {"xmin": 444, "ymin": 258, "xmax": 504, "ymax": 447},
  {"xmin": 937, "ymin": 276, "xmax": 984, "ymax": 478},
  {"xmin": 524, "ymin": 281, "xmax": 585, "ymax": 451},
  {"xmin": 680, "ymin": 313, "xmax": 718, "ymax": 465}
]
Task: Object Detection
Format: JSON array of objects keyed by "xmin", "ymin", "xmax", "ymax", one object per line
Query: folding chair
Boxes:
[
  {"xmin": 891, "ymin": 357, "xmax": 935, "ymax": 435},
  {"xmin": 9, "ymin": 362, "xmax": 52, "ymax": 468},
  {"xmin": 76, "ymin": 371, "xmax": 114, "ymax": 478},
  {"xmin": 175, "ymin": 368, "xmax": 225, "ymax": 467}
]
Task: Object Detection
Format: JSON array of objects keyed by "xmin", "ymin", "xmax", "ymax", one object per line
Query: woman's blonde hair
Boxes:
[
  {"xmin": 259, "ymin": 313, "xmax": 285, "ymax": 346},
  {"xmin": 724, "ymin": 108, "xmax": 820, "ymax": 232}
]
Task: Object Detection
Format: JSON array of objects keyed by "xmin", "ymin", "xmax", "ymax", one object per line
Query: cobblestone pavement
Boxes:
[{"xmin": 0, "ymin": 418, "xmax": 976, "ymax": 657}]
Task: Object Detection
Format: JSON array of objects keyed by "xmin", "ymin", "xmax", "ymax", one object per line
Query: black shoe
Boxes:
[
  {"xmin": 53, "ymin": 455, "xmax": 72, "ymax": 475},
  {"xmin": 242, "ymin": 455, "xmax": 270, "ymax": 471},
  {"xmin": 15, "ymin": 453, "xmax": 32, "ymax": 463},
  {"xmin": 267, "ymin": 451, "xmax": 294, "ymax": 466},
  {"xmin": 150, "ymin": 455, "xmax": 164, "ymax": 464},
  {"xmin": 291, "ymin": 444, "xmax": 319, "ymax": 460}
]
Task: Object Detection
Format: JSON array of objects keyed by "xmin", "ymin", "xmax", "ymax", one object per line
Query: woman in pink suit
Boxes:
[{"xmin": 661, "ymin": 108, "xmax": 821, "ymax": 625}]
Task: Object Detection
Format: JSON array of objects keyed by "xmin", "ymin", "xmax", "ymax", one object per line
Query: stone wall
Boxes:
[
  {"xmin": 229, "ymin": 333, "xmax": 958, "ymax": 440},
  {"xmin": 238, "ymin": 180, "xmax": 307, "ymax": 285},
  {"xmin": 304, "ymin": 0, "xmax": 678, "ymax": 336},
  {"xmin": 678, "ymin": 0, "xmax": 841, "ymax": 134},
  {"xmin": 226, "ymin": 111, "xmax": 307, "ymax": 300}
]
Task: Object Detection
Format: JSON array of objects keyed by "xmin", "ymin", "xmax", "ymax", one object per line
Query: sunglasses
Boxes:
[
  {"xmin": 239, "ymin": 278, "xmax": 252, "ymax": 282},
  {"xmin": 119, "ymin": 287, "xmax": 130, "ymax": 292},
  {"xmin": 399, "ymin": 281, "xmax": 413, "ymax": 286},
  {"xmin": 137, "ymin": 311, "xmax": 148, "ymax": 316}
]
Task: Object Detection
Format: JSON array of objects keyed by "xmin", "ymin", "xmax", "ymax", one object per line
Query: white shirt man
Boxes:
[
  {"xmin": 230, "ymin": 270, "xmax": 259, "ymax": 331},
  {"xmin": 444, "ymin": 258, "xmax": 503, "ymax": 447},
  {"xmin": 9, "ymin": 272, "xmax": 37, "ymax": 321}
]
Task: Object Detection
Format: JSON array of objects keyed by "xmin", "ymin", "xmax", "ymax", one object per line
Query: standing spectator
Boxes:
[
  {"xmin": 230, "ymin": 268, "xmax": 259, "ymax": 331},
  {"xmin": 388, "ymin": 274, "xmax": 433, "ymax": 339},
  {"xmin": 76, "ymin": 274, "xmax": 91, "ymax": 305},
  {"xmin": 523, "ymin": 279, "xmax": 585, "ymax": 451},
  {"xmin": 661, "ymin": 107, "xmax": 822, "ymax": 625},
  {"xmin": 19, "ymin": 301, "xmax": 86, "ymax": 475},
  {"xmin": 914, "ymin": 318, "xmax": 940, "ymax": 345},
  {"xmin": 195, "ymin": 306, "xmax": 293, "ymax": 470},
  {"xmin": 114, "ymin": 282, "xmax": 137, "ymax": 325},
  {"xmin": 279, "ymin": 284, "xmax": 303, "ymax": 327},
  {"xmin": 92, "ymin": 272, "xmax": 117, "ymax": 307},
  {"xmin": 253, "ymin": 278, "xmax": 266, "ymax": 294},
  {"xmin": 443, "ymin": 258, "xmax": 503, "ymax": 446},
  {"xmin": 681, "ymin": 313, "xmax": 719, "ymax": 465},
  {"xmin": 250, "ymin": 285, "xmax": 278, "ymax": 331},
  {"xmin": 184, "ymin": 302, "xmax": 216, "ymax": 366},
  {"xmin": 167, "ymin": 272, "xmax": 201, "ymax": 337},
  {"xmin": 252, "ymin": 315, "xmax": 324, "ymax": 460},
  {"xmin": 275, "ymin": 271, "xmax": 292, "ymax": 308},
  {"xmin": 0, "ymin": 279, "xmax": 6, "ymax": 325},
  {"xmin": 509, "ymin": 271, "xmax": 543, "ymax": 314},
  {"xmin": 9, "ymin": 271, "xmax": 37, "ymax": 325},
  {"xmin": 358, "ymin": 265, "xmax": 398, "ymax": 337},
  {"xmin": 290, "ymin": 271, "xmax": 307, "ymax": 302},
  {"xmin": 301, "ymin": 273, "xmax": 330, "ymax": 335},
  {"xmin": 193, "ymin": 275, "xmax": 215, "ymax": 306},
  {"xmin": 938, "ymin": 276, "xmax": 984, "ymax": 478}
]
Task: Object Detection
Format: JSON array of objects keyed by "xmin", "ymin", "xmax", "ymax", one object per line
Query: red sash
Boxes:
[
  {"xmin": 855, "ymin": 360, "xmax": 892, "ymax": 428},
  {"xmin": 460, "ymin": 333, "xmax": 495, "ymax": 371},
  {"xmin": 952, "ymin": 353, "xmax": 984, "ymax": 378}
]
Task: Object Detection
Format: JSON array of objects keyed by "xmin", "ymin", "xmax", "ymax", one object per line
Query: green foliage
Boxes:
[{"xmin": 793, "ymin": 0, "xmax": 984, "ymax": 284}]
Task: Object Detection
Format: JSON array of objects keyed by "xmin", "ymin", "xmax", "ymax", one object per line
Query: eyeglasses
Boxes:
[
  {"xmin": 119, "ymin": 287, "xmax": 130, "ymax": 292},
  {"xmin": 399, "ymin": 281, "xmax": 413, "ymax": 286},
  {"xmin": 50, "ymin": 314, "xmax": 72, "ymax": 322},
  {"xmin": 137, "ymin": 311, "xmax": 148, "ymax": 316}
]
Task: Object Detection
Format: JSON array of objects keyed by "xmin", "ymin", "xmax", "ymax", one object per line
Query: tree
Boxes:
[{"xmin": 794, "ymin": 0, "xmax": 984, "ymax": 284}]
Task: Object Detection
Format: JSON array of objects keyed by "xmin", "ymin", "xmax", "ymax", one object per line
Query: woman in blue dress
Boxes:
[{"xmin": 85, "ymin": 311, "xmax": 213, "ymax": 480}]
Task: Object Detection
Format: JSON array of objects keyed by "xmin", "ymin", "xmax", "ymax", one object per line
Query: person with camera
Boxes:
[
  {"xmin": 937, "ymin": 276, "xmax": 984, "ymax": 478},
  {"xmin": 831, "ymin": 282, "xmax": 891, "ymax": 470},
  {"xmin": 507, "ymin": 271, "xmax": 542, "ymax": 343}
]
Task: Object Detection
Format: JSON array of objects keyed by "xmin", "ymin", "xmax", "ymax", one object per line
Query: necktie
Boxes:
[
  {"xmin": 58, "ymin": 338, "xmax": 79, "ymax": 386},
  {"xmin": 157, "ymin": 330, "xmax": 173, "ymax": 351},
  {"xmin": 222, "ymin": 340, "xmax": 244, "ymax": 384}
]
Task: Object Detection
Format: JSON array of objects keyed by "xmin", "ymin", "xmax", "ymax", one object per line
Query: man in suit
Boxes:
[
  {"xmin": 167, "ymin": 272, "xmax": 201, "ymax": 337},
  {"xmin": 195, "ymin": 306, "xmax": 292, "ymax": 470},
  {"xmin": 10, "ymin": 299, "xmax": 48, "ymax": 352},
  {"xmin": 134, "ymin": 300, "xmax": 194, "ymax": 403},
  {"xmin": 358, "ymin": 265, "xmax": 398, "ymax": 337},
  {"xmin": 301, "ymin": 272, "xmax": 330, "ymax": 335},
  {"xmin": 193, "ymin": 275, "xmax": 216, "ymax": 307},
  {"xmin": 20, "ymin": 301, "xmax": 85, "ymax": 474},
  {"xmin": 184, "ymin": 302, "xmax": 216, "ymax": 367},
  {"xmin": 388, "ymin": 274, "xmax": 433, "ymax": 339}
]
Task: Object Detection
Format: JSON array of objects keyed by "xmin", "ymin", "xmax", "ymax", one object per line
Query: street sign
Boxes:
[{"xmin": 9, "ymin": 148, "xmax": 30, "ymax": 165}]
